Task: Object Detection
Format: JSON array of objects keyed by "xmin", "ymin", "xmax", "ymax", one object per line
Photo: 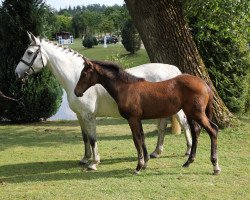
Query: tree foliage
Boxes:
[
  {"xmin": 0, "ymin": 0, "xmax": 63, "ymax": 122},
  {"xmin": 184, "ymin": 0, "xmax": 250, "ymax": 112},
  {"xmin": 121, "ymin": 19, "xmax": 141, "ymax": 54}
]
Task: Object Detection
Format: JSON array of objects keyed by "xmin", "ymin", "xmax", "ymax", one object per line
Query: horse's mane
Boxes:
[
  {"xmin": 91, "ymin": 60, "xmax": 145, "ymax": 83},
  {"xmin": 43, "ymin": 39, "xmax": 85, "ymax": 60}
]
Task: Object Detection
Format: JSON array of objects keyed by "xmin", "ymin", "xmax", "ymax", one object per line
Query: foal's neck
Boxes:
[{"xmin": 97, "ymin": 70, "xmax": 124, "ymax": 103}]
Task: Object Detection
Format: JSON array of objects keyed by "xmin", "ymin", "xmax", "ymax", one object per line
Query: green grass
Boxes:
[
  {"xmin": 69, "ymin": 38, "xmax": 150, "ymax": 68},
  {"xmin": 0, "ymin": 117, "xmax": 249, "ymax": 200}
]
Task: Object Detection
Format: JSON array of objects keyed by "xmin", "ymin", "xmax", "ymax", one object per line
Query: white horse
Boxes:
[{"xmin": 15, "ymin": 32, "xmax": 191, "ymax": 170}]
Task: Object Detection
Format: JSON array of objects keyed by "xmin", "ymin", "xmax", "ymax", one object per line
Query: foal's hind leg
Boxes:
[
  {"xmin": 150, "ymin": 118, "xmax": 167, "ymax": 158},
  {"xmin": 198, "ymin": 117, "xmax": 221, "ymax": 175},
  {"xmin": 183, "ymin": 119, "xmax": 201, "ymax": 168},
  {"xmin": 140, "ymin": 123, "xmax": 149, "ymax": 169}
]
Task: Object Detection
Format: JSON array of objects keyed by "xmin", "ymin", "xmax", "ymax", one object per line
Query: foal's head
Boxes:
[{"xmin": 74, "ymin": 58, "xmax": 99, "ymax": 97}]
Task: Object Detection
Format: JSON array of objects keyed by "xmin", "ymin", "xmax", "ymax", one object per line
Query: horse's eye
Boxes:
[{"xmin": 27, "ymin": 51, "xmax": 33, "ymax": 56}]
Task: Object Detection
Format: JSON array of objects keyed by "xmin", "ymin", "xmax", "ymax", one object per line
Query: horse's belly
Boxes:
[{"xmin": 95, "ymin": 86, "xmax": 121, "ymax": 117}]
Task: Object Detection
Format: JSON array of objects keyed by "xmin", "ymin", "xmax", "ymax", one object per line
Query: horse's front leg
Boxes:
[
  {"xmin": 77, "ymin": 114, "xmax": 91, "ymax": 165},
  {"xmin": 128, "ymin": 118, "xmax": 147, "ymax": 174},
  {"xmin": 82, "ymin": 113, "xmax": 100, "ymax": 170},
  {"xmin": 150, "ymin": 118, "xmax": 167, "ymax": 158}
]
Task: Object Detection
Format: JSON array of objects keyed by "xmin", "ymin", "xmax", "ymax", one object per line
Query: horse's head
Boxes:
[
  {"xmin": 15, "ymin": 32, "xmax": 47, "ymax": 81},
  {"xmin": 74, "ymin": 59, "xmax": 99, "ymax": 97}
]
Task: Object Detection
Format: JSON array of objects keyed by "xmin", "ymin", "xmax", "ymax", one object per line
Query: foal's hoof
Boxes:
[
  {"xmin": 182, "ymin": 162, "xmax": 190, "ymax": 168},
  {"xmin": 213, "ymin": 169, "xmax": 221, "ymax": 175}
]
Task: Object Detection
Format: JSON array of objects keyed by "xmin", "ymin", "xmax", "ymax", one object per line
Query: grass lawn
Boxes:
[
  {"xmin": 69, "ymin": 38, "xmax": 150, "ymax": 68},
  {"xmin": 0, "ymin": 117, "xmax": 249, "ymax": 200}
]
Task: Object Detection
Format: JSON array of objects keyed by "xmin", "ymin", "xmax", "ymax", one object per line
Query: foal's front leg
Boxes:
[{"xmin": 128, "ymin": 118, "xmax": 148, "ymax": 174}]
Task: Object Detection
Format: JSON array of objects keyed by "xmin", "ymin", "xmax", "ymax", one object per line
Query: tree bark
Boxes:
[{"xmin": 124, "ymin": 0, "xmax": 232, "ymax": 127}]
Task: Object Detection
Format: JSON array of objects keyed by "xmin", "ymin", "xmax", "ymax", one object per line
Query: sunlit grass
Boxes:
[
  {"xmin": 0, "ymin": 117, "xmax": 249, "ymax": 199},
  {"xmin": 69, "ymin": 38, "xmax": 150, "ymax": 67}
]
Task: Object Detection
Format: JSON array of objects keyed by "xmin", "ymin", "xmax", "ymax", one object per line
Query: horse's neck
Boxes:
[{"xmin": 41, "ymin": 41, "xmax": 83, "ymax": 93}]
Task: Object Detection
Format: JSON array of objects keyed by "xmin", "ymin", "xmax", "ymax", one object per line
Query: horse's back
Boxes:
[{"xmin": 126, "ymin": 63, "xmax": 181, "ymax": 82}]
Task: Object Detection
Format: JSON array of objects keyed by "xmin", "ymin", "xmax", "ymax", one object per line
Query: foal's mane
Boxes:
[{"xmin": 91, "ymin": 60, "xmax": 145, "ymax": 83}]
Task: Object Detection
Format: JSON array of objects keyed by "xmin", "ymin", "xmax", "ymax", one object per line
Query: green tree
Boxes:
[
  {"xmin": 56, "ymin": 15, "xmax": 72, "ymax": 32},
  {"xmin": 99, "ymin": 16, "xmax": 115, "ymax": 35},
  {"xmin": 0, "ymin": 0, "xmax": 63, "ymax": 122},
  {"xmin": 121, "ymin": 19, "xmax": 141, "ymax": 54},
  {"xmin": 185, "ymin": 0, "xmax": 250, "ymax": 112},
  {"xmin": 72, "ymin": 12, "xmax": 87, "ymax": 37}
]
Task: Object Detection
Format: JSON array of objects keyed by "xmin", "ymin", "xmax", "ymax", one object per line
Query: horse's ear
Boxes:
[
  {"xmin": 27, "ymin": 31, "xmax": 32, "ymax": 42},
  {"xmin": 28, "ymin": 32, "xmax": 40, "ymax": 45}
]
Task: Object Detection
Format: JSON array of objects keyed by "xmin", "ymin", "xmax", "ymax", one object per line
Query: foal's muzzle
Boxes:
[{"xmin": 74, "ymin": 89, "xmax": 83, "ymax": 97}]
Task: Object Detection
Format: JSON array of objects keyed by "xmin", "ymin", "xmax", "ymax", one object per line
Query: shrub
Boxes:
[
  {"xmin": 121, "ymin": 19, "xmax": 141, "ymax": 54},
  {"xmin": 0, "ymin": 0, "xmax": 63, "ymax": 122},
  {"xmin": 82, "ymin": 35, "xmax": 95, "ymax": 48}
]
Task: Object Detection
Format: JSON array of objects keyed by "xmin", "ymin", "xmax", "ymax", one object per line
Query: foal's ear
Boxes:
[{"xmin": 84, "ymin": 57, "xmax": 94, "ymax": 69}]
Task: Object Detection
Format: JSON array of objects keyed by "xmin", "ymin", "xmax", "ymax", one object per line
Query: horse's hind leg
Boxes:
[
  {"xmin": 198, "ymin": 116, "xmax": 221, "ymax": 175},
  {"xmin": 183, "ymin": 119, "xmax": 201, "ymax": 168},
  {"xmin": 150, "ymin": 118, "xmax": 167, "ymax": 158},
  {"xmin": 175, "ymin": 110, "xmax": 192, "ymax": 155},
  {"xmin": 77, "ymin": 114, "xmax": 92, "ymax": 165}
]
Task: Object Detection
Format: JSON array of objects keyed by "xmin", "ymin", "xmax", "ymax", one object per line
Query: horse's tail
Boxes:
[{"xmin": 205, "ymin": 82, "xmax": 214, "ymax": 121}]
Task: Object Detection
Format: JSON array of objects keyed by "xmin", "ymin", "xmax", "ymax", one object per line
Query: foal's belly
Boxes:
[{"xmin": 141, "ymin": 105, "xmax": 181, "ymax": 120}]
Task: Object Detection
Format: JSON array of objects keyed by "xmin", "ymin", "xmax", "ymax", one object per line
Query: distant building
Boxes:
[{"xmin": 56, "ymin": 31, "xmax": 73, "ymax": 45}]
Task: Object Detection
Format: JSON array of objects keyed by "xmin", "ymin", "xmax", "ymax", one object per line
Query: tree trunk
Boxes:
[{"xmin": 124, "ymin": 0, "xmax": 232, "ymax": 127}]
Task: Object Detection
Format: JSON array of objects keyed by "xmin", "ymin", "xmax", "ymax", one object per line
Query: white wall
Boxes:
[{"xmin": 49, "ymin": 90, "xmax": 77, "ymax": 120}]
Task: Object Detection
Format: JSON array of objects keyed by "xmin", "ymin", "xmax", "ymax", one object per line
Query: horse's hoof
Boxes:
[
  {"xmin": 133, "ymin": 170, "xmax": 140, "ymax": 175},
  {"xmin": 79, "ymin": 159, "xmax": 88, "ymax": 165},
  {"xmin": 87, "ymin": 163, "xmax": 97, "ymax": 171},
  {"xmin": 213, "ymin": 169, "xmax": 221, "ymax": 175},
  {"xmin": 150, "ymin": 152, "xmax": 160, "ymax": 159}
]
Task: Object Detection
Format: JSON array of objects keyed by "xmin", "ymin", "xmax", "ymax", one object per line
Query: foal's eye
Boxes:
[{"xmin": 27, "ymin": 51, "xmax": 33, "ymax": 56}]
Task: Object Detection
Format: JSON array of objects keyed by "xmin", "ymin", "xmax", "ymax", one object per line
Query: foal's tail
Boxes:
[{"xmin": 205, "ymin": 82, "xmax": 214, "ymax": 121}]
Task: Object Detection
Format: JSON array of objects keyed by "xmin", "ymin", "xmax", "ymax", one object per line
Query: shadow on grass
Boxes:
[
  {"xmin": 1, "ymin": 155, "xmax": 198, "ymax": 183},
  {"xmin": 1, "ymin": 117, "xmax": 168, "ymax": 150},
  {"xmin": 0, "ymin": 118, "xmax": 157, "ymax": 127},
  {"xmin": 0, "ymin": 157, "xmax": 145, "ymax": 183}
]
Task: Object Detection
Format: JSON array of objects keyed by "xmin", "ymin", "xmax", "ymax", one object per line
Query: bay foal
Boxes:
[{"xmin": 74, "ymin": 59, "xmax": 221, "ymax": 175}]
